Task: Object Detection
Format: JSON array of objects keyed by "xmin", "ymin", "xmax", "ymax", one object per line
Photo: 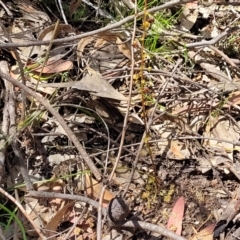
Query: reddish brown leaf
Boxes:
[
  {"xmin": 32, "ymin": 59, "xmax": 73, "ymax": 74},
  {"xmin": 167, "ymin": 196, "xmax": 185, "ymax": 235}
]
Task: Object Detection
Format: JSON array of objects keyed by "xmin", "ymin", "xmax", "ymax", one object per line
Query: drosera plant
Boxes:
[
  {"xmin": 145, "ymin": 11, "xmax": 179, "ymax": 53},
  {"xmin": 141, "ymin": 174, "xmax": 158, "ymax": 207},
  {"xmin": 138, "ymin": 0, "xmax": 182, "ymax": 54},
  {"xmin": 132, "ymin": 0, "xmax": 190, "ymax": 208},
  {"xmin": 140, "ymin": 169, "xmax": 177, "ymax": 207},
  {"xmin": 134, "ymin": 0, "xmax": 161, "ymax": 207}
]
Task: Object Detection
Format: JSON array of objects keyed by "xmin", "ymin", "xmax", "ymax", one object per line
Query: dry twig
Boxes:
[
  {"xmin": 27, "ymin": 190, "xmax": 187, "ymax": 240},
  {"xmin": 0, "ymin": 187, "xmax": 46, "ymax": 239},
  {"xmin": 0, "ymin": 21, "xmax": 27, "ymax": 121},
  {"xmin": 0, "ymin": 67, "xmax": 102, "ymax": 181},
  {"xmin": 0, "ymin": 0, "xmax": 195, "ymax": 49}
]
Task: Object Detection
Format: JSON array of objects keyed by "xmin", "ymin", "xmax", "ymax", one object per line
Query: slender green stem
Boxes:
[{"xmin": 0, "ymin": 203, "xmax": 27, "ymax": 240}]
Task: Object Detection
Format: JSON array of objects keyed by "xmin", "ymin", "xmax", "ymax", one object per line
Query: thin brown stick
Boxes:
[
  {"xmin": 0, "ymin": 0, "xmax": 12, "ymax": 16},
  {"xmin": 185, "ymin": 27, "xmax": 239, "ymax": 48},
  {"xmin": 0, "ymin": 62, "xmax": 25, "ymax": 236},
  {"xmin": 27, "ymin": 190, "xmax": 104, "ymax": 212},
  {"xmin": 96, "ymin": 1, "xmax": 138, "ymax": 231},
  {"xmin": 120, "ymin": 220, "xmax": 187, "ymax": 240},
  {"xmin": 57, "ymin": 0, "xmax": 68, "ymax": 24},
  {"xmin": 0, "ymin": 68, "xmax": 102, "ymax": 181},
  {"xmin": 0, "ymin": 62, "xmax": 10, "ymax": 183},
  {"xmin": 0, "ymin": 21, "xmax": 27, "ymax": 121},
  {"xmin": 27, "ymin": 191, "xmax": 187, "ymax": 240},
  {"xmin": 0, "ymin": 61, "xmax": 33, "ymax": 191},
  {"xmin": 208, "ymin": 45, "xmax": 237, "ymax": 67},
  {"xmin": 0, "ymin": 187, "xmax": 46, "ymax": 239},
  {"xmin": 69, "ymin": 121, "xmax": 135, "ymax": 155},
  {"xmin": 208, "ymin": 45, "xmax": 240, "ymax": 75},
  {"xmin": 86, "ymin": 132, "xmax": 240, "ymax": 159},
  {"xmin": 0, "ymin": 0, "xmax": 195, "ymax": 49}
]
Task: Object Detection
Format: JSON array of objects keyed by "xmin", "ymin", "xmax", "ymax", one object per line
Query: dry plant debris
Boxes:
[{"xmin": 1, "ymin": 0, "xmax": 240, "ymax": 239}]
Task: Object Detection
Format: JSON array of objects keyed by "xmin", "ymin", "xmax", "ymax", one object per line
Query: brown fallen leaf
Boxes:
[
  {"xmin": 190, "ymin": 224, "xmax": 215, "ymax": 240},
  {"xmin": 188, "ymin": 51, "xmax": 229, "ymax": 83},
  {"xmin": 168, "ymin": 140, "xmax": 190, "ymax": 160},
  {"xmin": 116, "ymin": 37, "xmax": 131, "ymax": 59},
  {"xmin": 44, "ymin": 201, "xmax": 75, "ymax": 239},
  {"xmin": 224, "ymin": 90, "xmax": 240, "ymax": 107},
  {"xmin": 31, "ymin": 59, "xmax": 73, "ymax": 74},
  {"xmin": 204, "ymin": 116, "xmax": 240, "ymax": 155},
  {"xmin": 167, "ymin": 196, "xmax": 185, "ymax": 236},
  {"xmin": 76, "ymin": 36, "xmax": 95, "ymax": 65},
  {"xmin": 39, "ymin": 67, "xmax": 127, "ymax": 100},
  {"xmin": 85, "ymin": 173, "xmax": 114, "ymax": 204},
  {"xmin": 179, "ymin": 1, "xmax": 198, "ymax": 31}
]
